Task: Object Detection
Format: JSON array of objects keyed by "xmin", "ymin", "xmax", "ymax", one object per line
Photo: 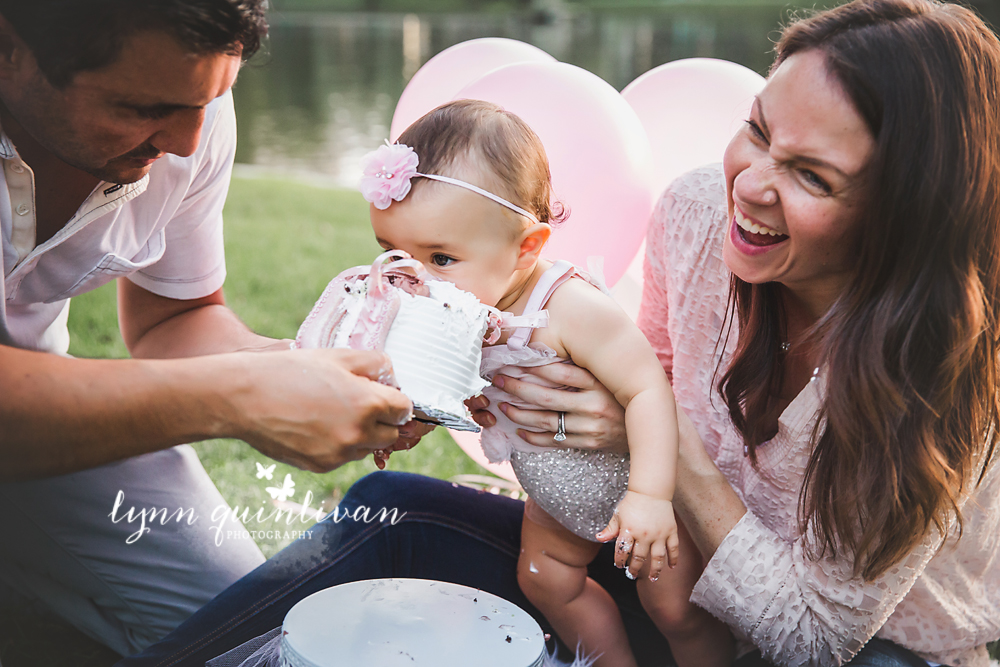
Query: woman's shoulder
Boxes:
[
  {"xmin": 647, "ymin": 164, "xmax": 729, "ymax": 269},
  {"xmin": 659, "ymin": 163, "xmax": 728, "ymax": 207},
  {"xmin": 641, "ymin": 164, "xmax": 736, "ymax": 452},
  {"xmin": 644, "ymin": 163, "xmax": 731, "ymax": 291}
]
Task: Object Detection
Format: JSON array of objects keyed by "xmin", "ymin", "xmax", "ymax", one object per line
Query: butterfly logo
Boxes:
[
  {"xmin": 255, "ymin": 462, "xmax": 276, "ymax": 480},
  {"xmin": 266, "ymin": 474, "xmax": 296, "ymax": 502}
]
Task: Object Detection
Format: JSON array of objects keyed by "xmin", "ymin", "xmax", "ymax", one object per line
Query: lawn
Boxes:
[{"xmin": 0, "ymin": 175, "xmax": 498, "ymax": 667}]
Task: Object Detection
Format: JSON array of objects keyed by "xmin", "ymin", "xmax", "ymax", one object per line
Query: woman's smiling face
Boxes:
[{"xmin": 722, "ymin": 49, "xmax": 876, "ymax": 315}]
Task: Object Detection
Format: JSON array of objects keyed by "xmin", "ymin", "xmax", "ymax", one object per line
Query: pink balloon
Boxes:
[
  {"xmin": 608, "ymin": 240, "xmax": 646, "ymax": 323},
  {"xmin": 452, "ymin": 430, "xmax": 518, "ymax": 483},
  {"xmin": 455, "ymin": 62, "xmax": 656, "ymax": 287},
  {"xmin": 390, "ymin": 38, "xmax": 555, "ymax": 142},
  {"xmin": 622, "ymin": 58, "xmax": 765, "ymax": 199}
]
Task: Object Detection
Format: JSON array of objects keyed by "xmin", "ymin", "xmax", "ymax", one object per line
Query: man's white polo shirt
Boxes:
[{"xmin": 0, "ymin": 91, "xmax": 234, "ymax": 354}]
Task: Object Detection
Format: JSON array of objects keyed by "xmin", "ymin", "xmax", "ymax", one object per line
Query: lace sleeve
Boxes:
[
  {"xmin": 691, "ymin": 510, "xmax": 942, "ymax": 667},
  {"xmin": 637, "ymin": 190, "xmax": 677, "ymax": 381}
]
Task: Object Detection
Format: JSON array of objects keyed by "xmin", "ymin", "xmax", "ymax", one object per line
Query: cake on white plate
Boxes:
[{"xmin": 295, "ymin": 250, "xmax": 492, "ymax": 431}]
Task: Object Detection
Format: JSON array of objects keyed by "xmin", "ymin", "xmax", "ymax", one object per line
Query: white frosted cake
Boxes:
[
  {"xmin": 277, "ymin": 579, "xmax": 546, "ymax": 666},
  {"xmin": 295, "ymin": 251, "xmax": 491, "ymax": 431}
]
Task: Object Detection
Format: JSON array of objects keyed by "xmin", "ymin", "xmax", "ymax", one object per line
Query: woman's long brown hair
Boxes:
[{"xmin": 719, "ymin": 0, "xmax": 1000, "ymax": 580}]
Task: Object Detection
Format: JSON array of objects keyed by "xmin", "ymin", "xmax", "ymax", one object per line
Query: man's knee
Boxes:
[
  {"xmin": 846, "ymin": 640, "xmax": 932, "ymax": 667},
  {"xmin": 340, "ymin": 471, "xmax": 404, "ymax": 506},
  {"xmin": 336, "ymin": 471, "xmax": 460, "ymax": 521}
]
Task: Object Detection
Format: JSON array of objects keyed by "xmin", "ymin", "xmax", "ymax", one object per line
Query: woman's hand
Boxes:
[
  {"xmin": 468, "ymin": 363, "xmax": 628, "ymax": 454},
  {"xmin": 597, "ymin": 490, "xmax": 679, "ymax": 582}
]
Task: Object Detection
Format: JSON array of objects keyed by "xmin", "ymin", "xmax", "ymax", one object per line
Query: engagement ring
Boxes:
[{"xmin": 554, "ymin": 411, "xmax": 567, "ymax": 442}]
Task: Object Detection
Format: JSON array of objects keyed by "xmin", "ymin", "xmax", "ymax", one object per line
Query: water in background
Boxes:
[{"xmin": 232, "ymin": 6, "xmax": 794, "ymax": 187}]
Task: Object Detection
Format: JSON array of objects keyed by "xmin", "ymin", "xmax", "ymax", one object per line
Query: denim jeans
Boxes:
[
  {"xmin": 0, "ymin": 445, "xmax": 264, "ymax": 656},
  {"xmin": 736, "ymin": 639, "xmax": 932, "ymax": 667},
  {"xmin": 116, "ymin": 471, "xmax": 930, "ymax": 667}
]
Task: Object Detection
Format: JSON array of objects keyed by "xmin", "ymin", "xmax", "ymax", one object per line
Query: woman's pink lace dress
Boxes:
[{"xmin": 637, "ymin": 165, "xmax": 1000, "ymax": 667}]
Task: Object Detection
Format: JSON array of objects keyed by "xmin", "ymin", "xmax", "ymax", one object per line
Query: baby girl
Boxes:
[{"xmin": 358, "ymin": 99, "xmax": 732, "ymax": 667}]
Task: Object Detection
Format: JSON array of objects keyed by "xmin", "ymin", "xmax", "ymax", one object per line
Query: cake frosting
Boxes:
[{"xmin": 295, "ymin": 251, "xmax": 491, "ymax": 431}]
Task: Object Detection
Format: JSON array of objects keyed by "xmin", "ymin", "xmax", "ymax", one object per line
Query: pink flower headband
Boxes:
[{"xmin": 359, "ymin": 141, "xmax": 540, "ymax": 224}]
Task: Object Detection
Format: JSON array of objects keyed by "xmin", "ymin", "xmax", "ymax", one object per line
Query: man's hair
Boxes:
[{"xmin": 0, "ymin": 0, "xmax": 268, "ymax": 88}]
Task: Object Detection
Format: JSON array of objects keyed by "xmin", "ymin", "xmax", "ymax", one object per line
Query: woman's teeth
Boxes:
[{"xmin": 735, "ymin": 209, "xmax": 782, "ymax": 236}]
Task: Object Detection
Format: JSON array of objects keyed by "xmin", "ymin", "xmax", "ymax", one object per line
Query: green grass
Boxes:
[{"xmin": 270, "ymin": 0, "xmax": 526, "ymax": 12}]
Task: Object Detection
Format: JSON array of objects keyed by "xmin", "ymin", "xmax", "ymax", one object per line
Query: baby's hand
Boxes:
[
  {"xmin": 372, "ymin": 448, "xmax": 391, "ymax": 470},
  {"xmin": 372, "ymin": 419, "xmax": 434, "ymax": 469},
  {"xmin": 596, "ymin": 490, "xmax": 679, "ymax": 582}
]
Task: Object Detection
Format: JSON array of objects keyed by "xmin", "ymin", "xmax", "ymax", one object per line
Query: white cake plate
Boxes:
[{"xmin": 280, "ymin": 578, "xmax": 545, "ymax": 667}]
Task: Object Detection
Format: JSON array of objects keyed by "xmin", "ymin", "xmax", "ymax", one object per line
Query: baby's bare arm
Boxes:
[{"xmin": 546, "ymin": 279, "xmax": 679, "ymax": 500}]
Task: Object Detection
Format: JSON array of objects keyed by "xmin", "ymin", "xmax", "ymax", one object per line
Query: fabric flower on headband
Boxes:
[
  {"xmin": 359, "ymin": 140, "xmax": 541, "ymax": 223},
  {"xmin": 359, "ymin": 142, "xmax": 419, "ymax": 210}
]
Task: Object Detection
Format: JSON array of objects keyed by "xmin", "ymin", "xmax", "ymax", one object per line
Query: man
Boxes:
[{"xmin": 0, "ymin": 0, "xmax": 414, "ymax": 656}]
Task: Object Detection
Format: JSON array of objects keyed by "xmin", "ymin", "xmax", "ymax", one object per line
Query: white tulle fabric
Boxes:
[{"xmin": 637, "ymin": 165, "xmax": 1000, "ymax": 667}]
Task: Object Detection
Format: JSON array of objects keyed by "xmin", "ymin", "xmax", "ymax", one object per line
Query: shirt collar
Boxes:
[
  {"xmin": 0, "ymin": 115, "xmax": 150, "ymax": 213},
  {"xmin": 0, "ymin": 131, "xmax": 15, "ymax": 160}
]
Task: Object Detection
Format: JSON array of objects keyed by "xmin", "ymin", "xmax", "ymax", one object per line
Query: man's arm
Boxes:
[
  {"xmin": 118, "ymin": 279, "xmax": 287, "ymax": 358},
  {"xmin": 0, "ymin": 343, "xmax": 413, "ymax": 482}
]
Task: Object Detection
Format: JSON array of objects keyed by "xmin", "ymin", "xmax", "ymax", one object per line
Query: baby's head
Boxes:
[{"xmin": 364, "ymin": 100, "xmax": 564, "ymax": 308}]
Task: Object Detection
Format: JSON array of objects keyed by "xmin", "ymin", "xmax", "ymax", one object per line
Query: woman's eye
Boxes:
[
  {"xmin": 800, "ymin": 169, "xmax": 832, "ymax": 194},
  {"xmin": 430, "ymin": 254, "xmax": 454, "ymax": 267}
]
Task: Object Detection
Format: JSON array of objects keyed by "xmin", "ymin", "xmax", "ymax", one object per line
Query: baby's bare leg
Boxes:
[
  {"xmin": 636, "ymin": 519, "xmax": 734, "ymax": 667},
  {"xmin": 517, "ymin": 500, "xmax": 638, "ymax": 667}
]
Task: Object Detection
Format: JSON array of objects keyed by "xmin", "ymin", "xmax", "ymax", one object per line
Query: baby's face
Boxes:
[{"xmin": 370, "ymin": 180, "xmax": 525, "ymax": 307}]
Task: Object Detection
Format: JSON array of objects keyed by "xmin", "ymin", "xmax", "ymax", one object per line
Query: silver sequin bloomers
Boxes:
[{"xmin": 511, "ymin": 448, "xmax": 630, "ymax": 541}]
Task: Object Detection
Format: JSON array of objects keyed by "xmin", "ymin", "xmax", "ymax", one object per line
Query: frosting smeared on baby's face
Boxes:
[{"xmin": 370, "ymin": 167, "xmax": 531, "ymax": 309}]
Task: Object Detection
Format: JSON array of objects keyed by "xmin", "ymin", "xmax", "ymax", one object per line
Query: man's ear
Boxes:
[
  {"xmin": 0, "ymin": 15, "xmax": 30, "ymax": 81},
  {"xmin": 515, "ymin": 223, "xmax": 552, "ymax": 270}
]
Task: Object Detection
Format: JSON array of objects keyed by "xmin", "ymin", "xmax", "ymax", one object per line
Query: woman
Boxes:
[
  {"xmin": 518, "ymin": 0, "xmax": 1000, "ymax": 663},
  {"xmin": 120, "ymin": 1, "xmax": 999, "ymax": 665}
]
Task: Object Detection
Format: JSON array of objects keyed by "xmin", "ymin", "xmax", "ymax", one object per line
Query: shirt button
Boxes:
[
  {"xmin": 15, "ymin": 203, "xmax": 30, "ymax": 216},
  {"xmin": 9, "ymin": 163, "xmax": 24, "ymax": 174}
]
